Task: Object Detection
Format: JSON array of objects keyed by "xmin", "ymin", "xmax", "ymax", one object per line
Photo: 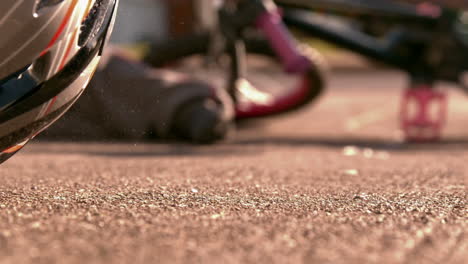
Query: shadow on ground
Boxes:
[
  {"xmin": 233, "ymin": 135, "xmax": 468, "ymax": 152},
  {"xmin": 31, "ymin": 134, "xmax": 468, "ymax": 159},
  {"xmin": 30, "ymin": 138, "xmax": 254, "ymax": 158}
]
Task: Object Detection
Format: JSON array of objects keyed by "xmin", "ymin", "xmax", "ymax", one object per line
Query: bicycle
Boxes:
[{"xmin": 145, "ymin": 0, "xmax": 468, "ymax": 142}]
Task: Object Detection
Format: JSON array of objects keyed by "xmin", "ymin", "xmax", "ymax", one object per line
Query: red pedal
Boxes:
[{"xmin": 400, "ymin": 86, "xmax": 447, "ymax": 142}]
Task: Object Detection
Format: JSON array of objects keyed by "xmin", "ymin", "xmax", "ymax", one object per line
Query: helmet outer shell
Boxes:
[{"xmin": 0, "ymin": 0, "xmax": 118, "ymax": 163}]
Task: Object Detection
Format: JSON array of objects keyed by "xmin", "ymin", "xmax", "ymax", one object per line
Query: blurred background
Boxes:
[
  {"xmin": 111, "ymin": 0, "xmax": 371, "ymax": 69},
  {"xmin": 111, "ymin": 0, "xmax": 197, "ymax": 42}
]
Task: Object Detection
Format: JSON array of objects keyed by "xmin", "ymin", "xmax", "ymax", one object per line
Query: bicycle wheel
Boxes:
[
  {"xmin": 144, "ymin": 31, "xmax": 275, "ymax": 67},
  {"xmin": 144, "ymin": 31, "xmax": 327, "ymax": 120}
]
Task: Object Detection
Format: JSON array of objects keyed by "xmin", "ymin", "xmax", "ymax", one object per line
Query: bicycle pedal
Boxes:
[{"xmin": 400, "ymin": 86, "xmax": 447, "ymax": 143}]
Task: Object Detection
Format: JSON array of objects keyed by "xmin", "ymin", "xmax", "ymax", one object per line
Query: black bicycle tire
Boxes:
[
  {"xmin": 144, "ymin": 32, "xmax": 275, "ymax": 67},
  {"xmin": 144, "ymin": 32, "xmax": 327, "ymax": 120}
]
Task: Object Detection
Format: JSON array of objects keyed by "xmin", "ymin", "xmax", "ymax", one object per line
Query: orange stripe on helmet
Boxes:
[
  {"xmin": 43, "ymin": 96, "xmax": 58, "ymax": 116},
  {"xmin": 83, "ymin": 0, "xmax": 94, "ymax": 22},
  {"xmin": 2, "ymin": 142, "xmax": 27, "ymax": 154},
  {"xmin": 58, "ymin": 29, "xmax": 79, "ymax": 70},
  {"xmin": 40, "ymin": 0, "xmax": 79, "ymax": 57}
]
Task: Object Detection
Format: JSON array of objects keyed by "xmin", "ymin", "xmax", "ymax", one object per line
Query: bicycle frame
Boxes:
[
  {"xmin": 276, "ymin": 0, "xmax": 440, "ymax": 23},
  {"xmin": 275, "ymin": 0, "xmax": 468, "ymax": 86},
  {"xmin": 187, "ymin": 0, "xmax": 468, "ymax": 141},
  {"xmin": 212, "ymin": 0, "xmax": 468, "ymax": 87}
]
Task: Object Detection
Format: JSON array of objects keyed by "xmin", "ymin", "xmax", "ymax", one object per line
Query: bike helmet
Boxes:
[{"xmin": 0, "ymin": 0, "xmax": 118, "ymax": 163}]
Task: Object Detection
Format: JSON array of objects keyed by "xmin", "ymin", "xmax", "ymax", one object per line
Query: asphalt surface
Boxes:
[{"xmin": 0, "ymin": 71, "xmax": 466, "ymax": 264}]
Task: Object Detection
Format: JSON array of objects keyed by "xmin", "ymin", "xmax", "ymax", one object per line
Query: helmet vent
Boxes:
[
  {"xmin": 79, "ymin": 0, "xmax": 111, "ymax": 47},
  {"xmin": 34, "ymin": 0, "xmax": 65, "ymax": 16}
]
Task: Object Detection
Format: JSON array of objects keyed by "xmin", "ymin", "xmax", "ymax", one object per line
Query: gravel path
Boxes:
[{"xmin": 0, "ymin": 71, "xmax": 466, "ymax": 264}]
